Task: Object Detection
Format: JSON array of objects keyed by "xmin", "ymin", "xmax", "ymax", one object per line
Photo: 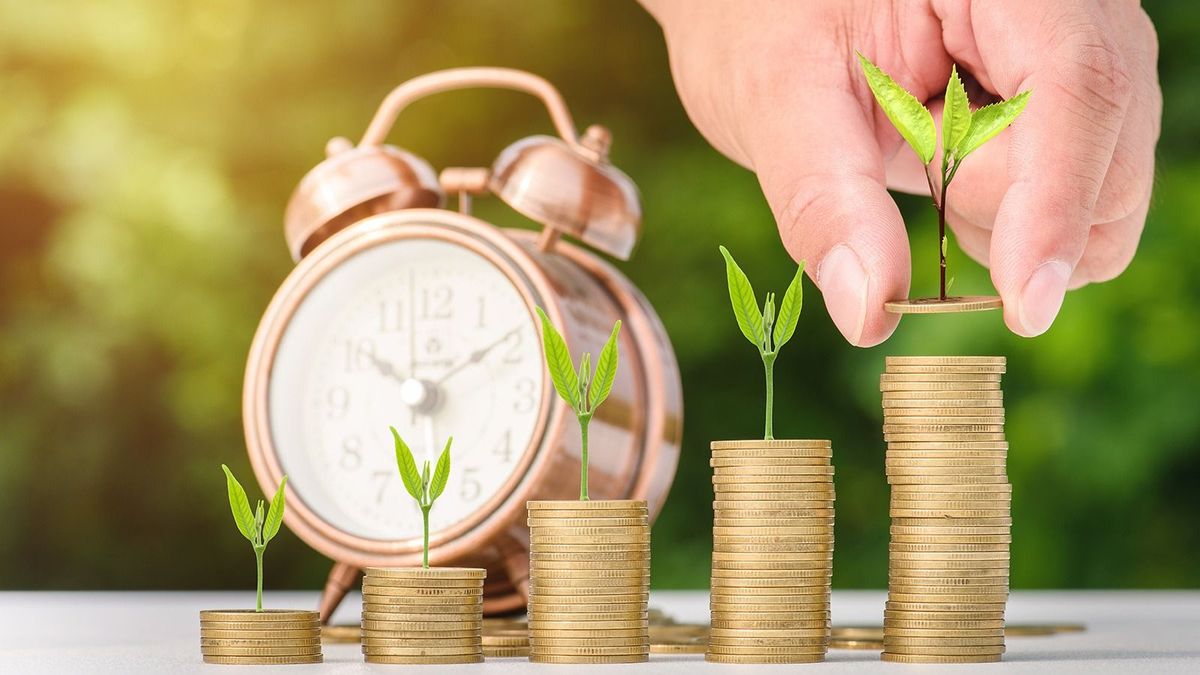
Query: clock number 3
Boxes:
[{"xmin": 513, "ymin": 378, "xmax": 535, "ymax": 413}]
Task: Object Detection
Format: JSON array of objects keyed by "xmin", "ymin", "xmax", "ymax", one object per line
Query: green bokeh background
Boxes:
[{"xmin": 1, "ymin": 1, "xmax": 1196, "ymax": 592}]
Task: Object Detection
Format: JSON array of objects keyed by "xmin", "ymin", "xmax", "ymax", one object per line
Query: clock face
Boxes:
[{"xmin": 268, "ymin": 236, "xmax": 545, "ymax": 541}]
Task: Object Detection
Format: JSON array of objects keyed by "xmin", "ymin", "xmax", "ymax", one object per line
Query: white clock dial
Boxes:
[{"xmin": 268, "ymin": 237, "xmax": 544, "ymax": 541}]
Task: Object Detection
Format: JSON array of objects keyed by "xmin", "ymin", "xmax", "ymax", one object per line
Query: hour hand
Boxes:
[
  {"xmin": 368, "ymin": 353, "xmax": 407, "ymax": 383},
  {"xmin": 433, "ymin": 325, "xmax": 521, "ymax": 386}
]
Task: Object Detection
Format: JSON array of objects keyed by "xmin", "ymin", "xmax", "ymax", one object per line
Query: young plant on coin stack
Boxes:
[
  {"xmin": 358, "ymin": 431, "xmax": 486, "ymax": 665},
  {"xmin": 857, "ymin": 53, "xmax": 1030, "ymax": 314},
  {"xmin": 527, "ymin": 309, "xmax": 650, "ymax": 664},
  {"xmin": 707, "ymin": 246, "xmax": 836, "ymax": 664},
  {"xmin": 198, "ymin": 466, "xmax": 322, "ymax": 666}
]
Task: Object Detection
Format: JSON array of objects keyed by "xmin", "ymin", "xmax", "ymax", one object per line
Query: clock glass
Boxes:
[{"xmin": 268, "ymin": 237, "xmax": 545, "ymax": 541}]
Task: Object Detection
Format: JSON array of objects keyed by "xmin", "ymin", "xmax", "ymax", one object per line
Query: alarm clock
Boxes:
[{"xmin": 242, "ymin": 68, "xmax": 682, "ymax": 620}]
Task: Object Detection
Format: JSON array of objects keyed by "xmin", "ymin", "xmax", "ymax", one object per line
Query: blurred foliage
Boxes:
[{"xmin": 0, "ymin": 0, "xmax": 1196, "ymax": 592}]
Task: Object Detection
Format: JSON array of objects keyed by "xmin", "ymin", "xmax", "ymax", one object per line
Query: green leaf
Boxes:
[
  {"xmin": 761, "ymin": 293, "xmax": 775, "ymax": 350},
  {"xmin": 956, "ymin": 90, "xmax": 1031, "ymax": 159},
  {"xmin": 221, "ymin": 464, "xmax": 256, "ymax": 542},
  {"xmin": 391, "ymin": 426, "xmax": 423, "ymax": 502},
  {"xmin": 718, "ymin": 246, "xmax": 764, "ymax": 348},
  {"xmin": 261, "ymin": 475, "xmax": 287, "ymax": 544},
  {"xmin": 589, "ymin": 321, "xmax": 621, "ymax": 411},
  {"xmin": 857, "ymin": 52, "xmax": 937, "ymax": 164},
  {"xmin": 535, "ymin": 307, "xmax": 580, "ymax": 410},
  {"xmin": 942, "ymin": 65, "xmax": 971, "ymax": 158},
  {"xmin": 429, "ymin": 437, "xmax": 452, "ymax": 503},
  {"xmin": 772, "ymin": 261, "xmax": 805, "ymax": 350}
]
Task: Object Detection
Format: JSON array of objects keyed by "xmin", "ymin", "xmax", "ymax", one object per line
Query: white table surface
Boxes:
[{"xmin": 1, "ymin": 590, "xmax": 1197, "ymax": 674}]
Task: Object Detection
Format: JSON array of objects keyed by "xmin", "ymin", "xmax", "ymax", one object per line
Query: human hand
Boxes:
[{"xmin": 640, "ymin": 0, "xmax": 1160, "ymax": 346}]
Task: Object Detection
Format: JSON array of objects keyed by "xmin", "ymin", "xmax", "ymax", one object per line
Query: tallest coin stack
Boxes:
[{"xmin": 880, "ymin": 356, "xmax": 1011, "ymax": 664}]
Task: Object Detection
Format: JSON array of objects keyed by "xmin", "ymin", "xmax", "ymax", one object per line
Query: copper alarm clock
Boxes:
[{"xmin": 242, "ymin": 68, "xmax": 682, "ymax": 621}]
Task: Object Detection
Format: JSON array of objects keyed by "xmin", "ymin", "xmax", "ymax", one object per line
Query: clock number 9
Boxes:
[{"xmin": 326, "ymin": 387, "xmax": 350, "ymax": 419}]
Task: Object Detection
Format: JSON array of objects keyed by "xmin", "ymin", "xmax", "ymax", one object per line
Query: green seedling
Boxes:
[
  {"xmin": 858, "ymin": 52, "xmax": 1030, "ymax": 300},
  {"xmin": 719, "ymin": 246, "xmax": 804, "ymax": 441},
  {"xmin": 391, "ymin": 427, "xmax": 451, "ymax": 568},
  {"xmin": 535, "ymin": 307, "xmax": 620, "ymax": 500},
  {"xmin": 221, "ymin": 465, "xmax": 287, "ymax": 612}
]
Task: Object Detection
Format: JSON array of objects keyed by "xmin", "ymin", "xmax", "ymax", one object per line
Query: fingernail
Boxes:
[
  {"xmin": 818, "ymin": 245, "xmax": 869, "ymax": 345},
  {"xmin": 1017, "ymin": 260, "xmax": 1071, "ymax": 336}
]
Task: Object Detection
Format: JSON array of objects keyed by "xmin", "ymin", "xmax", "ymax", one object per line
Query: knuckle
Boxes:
[{"xmin": 1054, "ymin": 32, "xmax": 1133, "ymax": 114}]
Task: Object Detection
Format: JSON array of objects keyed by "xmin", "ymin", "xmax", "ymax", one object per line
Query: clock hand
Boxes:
[
  {"xmin": 432, "ymin": 325, "xmax": 522, "ymax": 386},
  {"xmin": 367, "ymin": 352, "xmax": 407, "ymax": 383}
]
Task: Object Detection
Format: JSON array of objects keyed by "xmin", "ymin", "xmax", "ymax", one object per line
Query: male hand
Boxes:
[{"xmin": 640, "ymin": 0, "xmax": 1161, "ymax": 346}]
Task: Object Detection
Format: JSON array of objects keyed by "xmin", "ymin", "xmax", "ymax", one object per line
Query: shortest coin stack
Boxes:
[
  {"xmin": 360, "ymin": 567, "xmax": 486, "ymax": 665},
  {"xmin": 199, "ymin": 609, "xmax": 322, "ymax": 665},
  {"xmin": 527, "ymin": 499, "xmax": 651, "ymax": 664},
  {"xmin": 708, "ymin": 439, "xmax": 835, "ymax": 664}
]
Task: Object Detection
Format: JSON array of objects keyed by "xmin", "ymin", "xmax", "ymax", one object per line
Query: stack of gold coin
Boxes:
[
  {"xmin": 527, "ymin": 499, "xmax": 650, "ymax": 664},
  {"xmin": 880, "ymin": 355, "xmax": 1010, "ymax": 664},
  {"xmin": 707, "ymin": 439, "xmax": 835, "ymax": 664},
  {"xmin": 199, "ymin": 609, "xmax": 322, "ymax": 665},
  {"xmin": 360, "ymin": 567, "xmax": 485, "ymax": 664}
]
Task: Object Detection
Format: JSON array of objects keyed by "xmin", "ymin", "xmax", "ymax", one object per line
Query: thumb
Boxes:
[{"xmin": 745, "ymin": 82, "xmax": 910, "ymax": 347}]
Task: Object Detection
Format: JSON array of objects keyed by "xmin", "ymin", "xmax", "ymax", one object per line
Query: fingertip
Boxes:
[{"xmin": 816, "ymin": 243, "xmax": 902, "ymax": 348}]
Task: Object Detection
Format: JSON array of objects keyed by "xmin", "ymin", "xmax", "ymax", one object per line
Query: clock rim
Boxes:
[{"xmin": 243, "ymin": 209, "xmax": 565, "ymax": 567}]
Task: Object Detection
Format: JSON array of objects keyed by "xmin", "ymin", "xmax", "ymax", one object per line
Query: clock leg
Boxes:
[{"xmin": 318, "ymin": 561, "xmax": 362, "ymax": 625}]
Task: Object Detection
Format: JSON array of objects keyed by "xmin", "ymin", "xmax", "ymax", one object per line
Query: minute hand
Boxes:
[{"xmin": 433, "ymin": 326, "xmax": 521, "ymax": 386}]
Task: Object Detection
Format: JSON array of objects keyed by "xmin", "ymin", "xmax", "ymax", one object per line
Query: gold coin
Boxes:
[
  {"xmin": 711, "ymin": 560, "xmax": 833, "ymax": 572},
  {"xmin": 886, "ymin": 356, "xmax": 1005, "ymax": 367},
  {"xmin": 530, "ymin": 574, "xmax": 648, "ymax": 586},
  {"xmin": 528, "ymin": 497, "xmax": 648, "ymax": 506},
  {"xmin": 363, "ymin": 642, "xmax": 483, "ymax": 654},
  {"xmin": 365, "ymin": 654, "xmax": 483, "ymax": 664},
  {"xmin": 710, "ymin": 619, "xmax": 830, "ymax": 631},
  {"xmin": 712, "ymin": 524, "xmax": 834, "ymax": 535},
  {"xmin": 892, "ymin": 482, "xmax": 1011, "ymax": 493},
  {"xmin": 201, "ymin": 624, "xmax": 324, "ymax": 634},
  {"xmin": 199, "ymin": 609, "xmax": 318, "ymax": 622},
  {"xmin": 888, "ymin": 591, "xmax": 1009, "ymax": 603},
  {"xmin": 527, "ymin": 517, "xmax": 648, "ymax": 528},
  {"xmin": 710, "ymin": 627, "xmax": 829, "ymax": 640},
  {"xmin": 707, "ymin": 637, "xmax": 829, "ymax": 649},
  {"xmin": 888, "ymin": 477, "xmax": 1010, "ymax": 488},
  {"xmin": 890, "ymin": 490, "xmax": 1011, "ymax": 501},
  {"xmin": 710, "ymin": 456, "xmax": 831, "ymax": 467},
  {"xmin": 889, "ymin": 573, "xmax": 1010, "ymax": 585},
  {"xmin": 202, "ymin": 655, "xmax": 322, "ymax": 665},
  {"xmin": 830, "ymin": 638, "xmax": 884, "ymax": 650},
  {"xmin": 529, "ymin": 541, "xmax": 650, "ymax": 550},
  {"xmin": 711, "ymin": 439, "xmax": 831, "ymax": 449},
  {"xmin": 885, "ymin": 602, "xmax": 1007, "ymax": 613},
  {"xmin": 888, "ymin": 585, "xmax": 1010, "ymax": 597},
  {"xmin": 713, "ymin": 464, "xmax": 835, "ymax": 475},
  {"xmin": 529, "ymin": 602, "xmax": 647, "ymax": 615},
  {"xmin": 880, "ymin": 378, "xmax": 1002, "ymax": 391},
  {"xmin": 362, "ymin": 636, "xmax": 480, "ymax": 647},
  {"xmin": 360, "ymin": 609, "xmax": 482, "ymax": 621},
  {"xmin": 528, "ymin": 620, "xmax": 648, "ymax": 632},
  {"xmin": 484, "ymin": 646, "xmax": 530, "ymax": 657},
  {"xmin": 712, "ymin": 507, "xmax": 835, "ymax": 517},
  {"xmin": 200, "ymin": 638, "xmax": 321, "ymax": 648},
  {"xmin": 528, "ymin": 594, "xmax": 648, "ymax": 605},
  {"xmin": 530, "ymin": 636, "xmax": 649, "ymax": 647},
  {"xmin": 886, "ymin": 404, "xmax": 1004, "ymax": 415},
  {"xmin": 364, "ymin": 566, "xmax": 485, "ymax": 580},
  {"xmin": 887, "ymin": 465, "xmax": 1007, "ymax": 476},
  {"xmin": 198, "ymin": 621, "xmax": 318, "ymax": 631},
  {"xmin": 713, "ymin": 542, "xmax": 835, "ymax": 554},
  {"xmin": 711, "ymin": 568, "xmax": 830, "ymax": 580},
  {"xmin": 711, "ymin": 579, "xmax": 830, "ymax": 592},
  {"xmin": 710, "ymin": 583, "xmax": 830, "ymax": 596},
  {"xmin": 362, "ymin": 630, "xmax": 481, "ymax": 641},
  {"xmin": 884, "ymin": 295, "xmax": 1003, "ymax": 315},
  {"xmin": 360, "ymin": 576, "xmax": 482, "ymax": 586},
  {"xmin": 885, "ymin": 613, "xmax": 1005, "ymax": 625},
  {"xmin": 707, "ymin": 646, "xmax": 828, "ymax": 657},
  {"xmin": 531, "ymin": 534, "xmax": 651, "ymax": 546},
  {"xmin": 650, "ymin": 643, "xmax": 706, "ymax": 654},
  {"xmin": 882, "ymin": 372, "xmax": 1002, "ymax": 382},
  {"xmin": 884, "ymin": 423, "xmax": 1005, "ymax": 435},
  {"xmin": 360, "ymin": 619, "xmax": 482, "ymax": 631},
  {"xmin": 529, "ymin": 654, "xmax": 647, "ymax": 664},
  {"xmin": 529, "ymin": 523, "xmax": 647, "ymax": 534},
  {"xmin": 885, "ymin": 419, "xmax": 1005, "ymax": 430},
  {"xmin": 528, "ymin": 627, "xmax": 646, "ymax": 639},
  {"xmin": 712, "ymin": 477, "xmax": 833, "ymax": 487},
  {"xmin": 883, "ymin": 624, "xmax": 1003, "ymax": 634},
  {"xmin": 361, "ymin": 591, "xmax": 482, "ymax": 603},
  {"xmin": 882, "ymin": 653, "xmax": 1001, "ymax": 663},
  {"xmin": 886, "ymin": 364, "xmax": 1006, "ymax": 374},
  {"xmin": 481, "ymin": 635, "xmax": 528, "ymax": 646},
  {"xmin": 361, "ymin": 601, "xmax": 482, "ymax": 614},
  {"xmin": 889, "ymin": 541, "xmax": 1010, "ymax": 553},
  {"xmin": 529, "ymin": 609, "xmax": 648, "ymax": 622},
  {"xmin": 706, "ymin": 653, "xmax": 824, "ymax": 664},
  {"xmin": 889, "ymin": 549, "xmax": 1010, "ymax": 560},
  {"xmin": 525, "ymin": 566, "xmax": 647, "ymax": 578},
  {"xmin": 528, "ymin": 563, "xmax": 650, "ymax": 574},
  {"xmin": 201, "ymin": 645, "xmax": 322, "ymax": 656},
  {"xmin": 1003, "ymin": 624, "xmax": 1082, "ymax": 635},
  {"xmin": 883, "ymin": 646, "xmax": 1005, "ymax": 657},
  {"xmin": 526, "ymin": 510, "xmax": 647, "ymax": 520}
]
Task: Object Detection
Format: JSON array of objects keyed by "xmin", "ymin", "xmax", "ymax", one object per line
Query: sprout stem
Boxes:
[
  {"xmin": 579, "ymin": 416, "xmax": 591, "ymax": 500},
  {"xmin": 762, "ymin": 353, "xmax": 776, "ymax": 440},
  {"xmin": 254, "ymin": 548, "xmax": 264, "ymax": 612},
  {"xmin": 421, "ymin": 508, "xmax": 430, "ymax": 568}
]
